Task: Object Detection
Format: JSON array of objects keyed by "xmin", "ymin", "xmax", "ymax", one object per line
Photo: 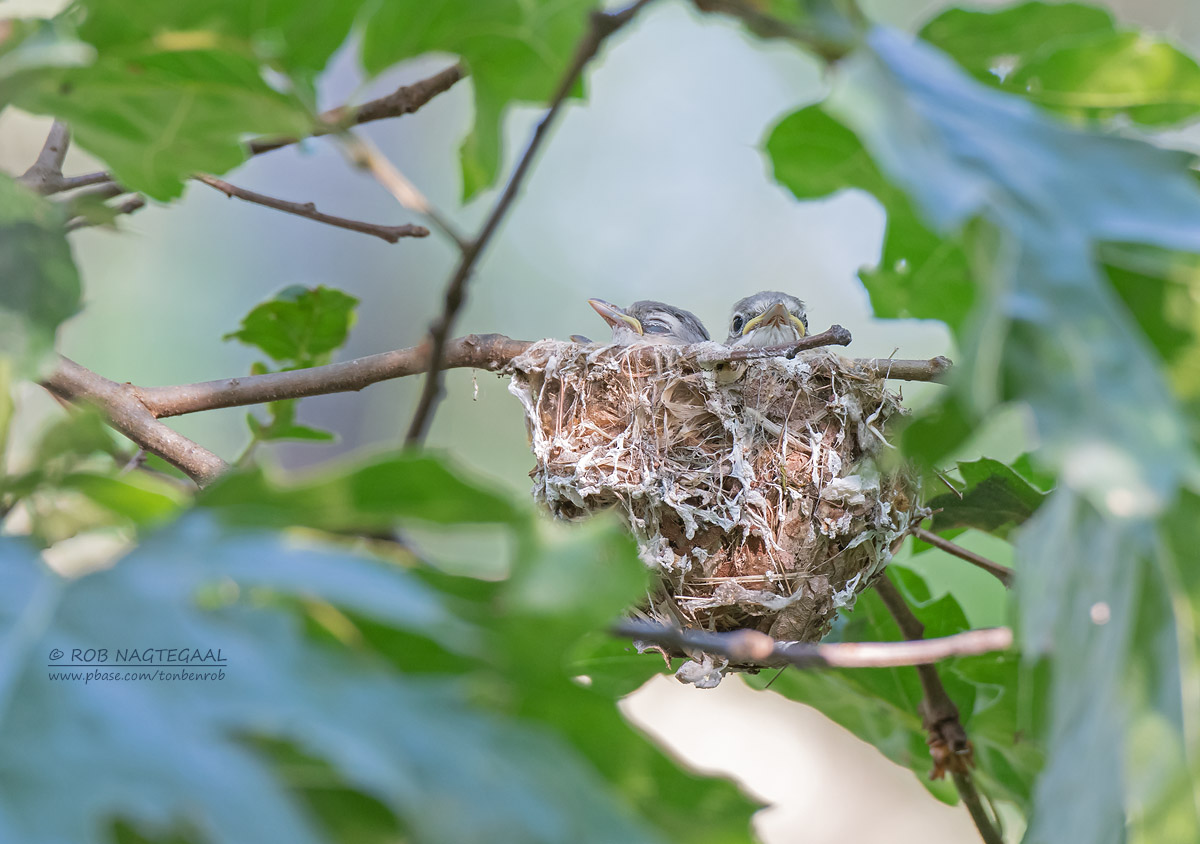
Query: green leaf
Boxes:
[
  {"xmin": 921, "ymin": 2, "xmax": 1200, "ymax": 128},
  {"xmin": 919, "ymin": 2, "xmax": 1113, "ymax": 82},
  {"xmin": 927, "ymin": 457, "xmax": 1048, "ymax": 538},
  {"xmin": 73, "ymin": 0, "xmax": 361, "ymax": 88},
  {"xmin": 246, "ymin": 400, "xmax": 335, "ymax": 443},
  {"xmin": 225, "ymin": 285, "xmax": 358, "ymax": 367},
  {"xmin": 0, "ymin": 174, "xmax": 81, "ymax": 378},
  {"xmin": 14, "ymin": 50, "xmax": 311, "ymax": 201},
  {"xmin": 1010, "ymin": 30, "xmax": 1200, "ymax": 127},
  {"xmin": 765, "ymin": 105, "xmax": 974, "ymax": 330},
  {"xmin": 445, "ymin": 517, "xmax": 761, "ymax": 844},
  {"xmin": 823, "ymin": 29, "xmax": 1200, "ymax": 840},
  {"xmin": 0, "ymin": 516, "xmax": 675, "ymax": 844},
  {"xmin": 201, "ymin": 452, "xmax": 521, "ymax": 530},
  {"xmin": 57, "ymin": 471, "xmax": 185, "ymax": 525},
  {"xmin": 360, "ymin": 0, "xmax": 593, "ymax": 199},
  {"xmin": 827, "ymin": 26, "xmax": 1200, "ymax": 509},
  {"xmin": 0, "ymin": 17, "xmax": 94, "ymax": 107},
  {"xmin": 747, "ymin": 565, "xmax": 1041, "ymax": 809}
]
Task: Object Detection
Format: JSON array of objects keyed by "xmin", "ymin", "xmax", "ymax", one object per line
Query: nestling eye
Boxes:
[
  {"xmin": 643, "ymin": 320, "xmax": 670, "ymax": 334},
  {"xmin": 731, "ymin": 315, "xmax": 745, "ymax": 334}
]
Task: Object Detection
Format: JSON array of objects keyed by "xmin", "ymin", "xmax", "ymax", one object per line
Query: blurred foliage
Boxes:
[
  {"xmin": 0, "ymin": 173, "xmax": 80, "ymax": 378},
  {"xmin": 5, "ymin": 0, "xmax": 1200, "ymax": 843}
]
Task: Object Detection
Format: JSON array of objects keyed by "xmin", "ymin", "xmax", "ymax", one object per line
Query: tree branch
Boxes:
[
  {"xmin": 856, "ymin": 355, "xmax": 953, "ymax": 383},
  {"xmin": 135, "ymin": 334, "xmax": 530, "ymax": 418},
  {"xmin": 195, "ymin": 175, "xmax": 429, "ymax": 243},
  {"xmin": 52, "ymin": 334, "xmax": 940, "ymax": 421},
  {"xmin": 874, "ymin": 574, "xmax": 1005, "ymax": 844},
  {"xmin": 17, "ymin": 121, "xmax": 71, "ymax": 195},
  {"xmin": 248, "ymin": 63, "xmax": 465, "ymax": 155},
  {"xmin": 42, "ymin": 359, "xmax": 229, "ymax": 486},
  {"xmin": 912, "ymin": 526, "xmax": 1015, "ymax": 587},
  {"xmin": 404, "ymin": 0, "xmax": 657, "ymax": 446},
  {"xmin": 612, "ymin": 619, "xmax": 1013, "ymax": 669}
]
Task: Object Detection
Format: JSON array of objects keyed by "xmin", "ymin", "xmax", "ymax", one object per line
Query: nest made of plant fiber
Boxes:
[{"xmin": 508, "ymin": 340, "xmax": 923, "ymax": 666}]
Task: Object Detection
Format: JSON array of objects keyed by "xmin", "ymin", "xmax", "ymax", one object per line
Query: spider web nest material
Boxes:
[{"xmin": 508, "ymin": 340, "xmax": 922, "ymax": 679}]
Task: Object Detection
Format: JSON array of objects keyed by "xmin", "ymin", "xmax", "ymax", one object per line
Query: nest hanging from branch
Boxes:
[{"xmin": 508, "ymin": 339, "xmax": 922, "ymax": 676}]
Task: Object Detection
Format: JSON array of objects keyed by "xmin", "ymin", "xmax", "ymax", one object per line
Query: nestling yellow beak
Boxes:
[
  {"xmin": 742, "ymin": 302, "xmax": 806, "ymax": 337},
  {"xmin": 588, "ymin": 298, "xmax": 643, "ymax": 335}
]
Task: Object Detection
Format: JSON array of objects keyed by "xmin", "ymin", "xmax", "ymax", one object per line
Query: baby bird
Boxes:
[
  {"xmin": 588, "ymin": 299, "xmax": 710, "ymax": 345},
  {"xmin": 725, "ymin": 291, "xmax": 808, "ymax": 347}
]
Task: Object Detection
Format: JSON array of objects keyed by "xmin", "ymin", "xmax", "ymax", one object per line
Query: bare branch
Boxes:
[
  {"xmin": 857, "ymin": 355, "xmax": 953, "ymax": 383},
  {"xmin": 17, "ymin": 121, "xmax": 71, "ymax": 195},
  {"xmin": 612, "ymin": 619, "xmax": 1013, "ymax": 669},
  {"xmin": 874, "ymin": 574, "xmax": 1005, "ymax": 844},
  {"xmin": 404, "ymin": 0, "xmax": 658, "ymax": 446},
  {"xmin": 345, "ymin": 135, "xmax": 468, "ymax": 249},
  {"xmin": 249, "ymin": 63, "xmax": 465, "ymax": 155},
  {"xmin": 135, "ymin": 334, "xmax": 530, "ymax": 418},
  {"xmin": 195, "ymin": 175, "xmax": 429, "ymax": 243},
  {"xmin": 42, "ymin": 359, "xmax": 229, "ymax": 486},
  {"xmin": 912, "ymin": 526, "xmax": 1015, "ymax": 587},
  {"xmin": 49, "ymin": 333, "xmax": 934, "ymax": 421}
]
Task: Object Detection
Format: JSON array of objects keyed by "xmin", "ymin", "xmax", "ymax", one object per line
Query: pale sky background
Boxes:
[{"xmin": 3, "ymin": 0, "xmax": 1198, "ymax": 841}]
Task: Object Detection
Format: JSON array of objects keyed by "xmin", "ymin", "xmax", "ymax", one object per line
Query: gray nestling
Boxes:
[
  {"xmin": 725, "ymin": 291, "xmax": 808, "ymax": 347},
  {"xmin": 588, "ymin": 299, "xmax": 710, "ymax": 345}
]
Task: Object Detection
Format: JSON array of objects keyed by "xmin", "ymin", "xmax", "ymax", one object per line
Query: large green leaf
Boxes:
[
  {"xmin": 7, "ymin": 0, "xmax": 360, "ymax": 200},
  {"xmin": 921, "ymin": 2, "xmax": 1200, "ymax": 128},
  {"xmin": 201, "ymin": 453, "xmax": 522, "ymax": 530},
  {"xmin": 765, "ymin": 105, "xmax": 974, "ymax": 331},
  {"xmin": 0, "ymin": 516, "xmax": 679, "ymax": 844},
  {"xmin": 816, "ymin": 26, "xmax": 1200, "ymax": 843},
  {"xmin": 0, "ymin": 174, "xmax": 81, "ymax": 378},
  {"xmin": 919, "ymin": 2, "xmax": 1113, "ymax": 82},
  {"xmin": 927, "ymin": 457, "xmax": 1048, "ymax": 538},
  {"xmin": 827, "ymin": 26, "xmax": 1200, "ymax": 504},
  {"xmin": 360, "ymin": 0, "xmax": 593, "ymax": 199},
  {"xmin": 746, "ymin": 565, "xmax": 1041, "ymax": 810},
  {"xmin": 426, "ymin": 517, "xmax": 762, "ymax": 844}
]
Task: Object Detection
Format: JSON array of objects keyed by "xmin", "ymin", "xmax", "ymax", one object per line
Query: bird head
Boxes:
[
  {"xmin": 725, "ymin": 291, "xmax": 808, "ymax": 347},
  {"xmin": 588, "ymin": 299, "xmax": 710, "ymax": 345}
]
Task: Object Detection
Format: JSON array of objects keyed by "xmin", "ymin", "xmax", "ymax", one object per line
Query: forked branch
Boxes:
[{"xmin": 874, "ymin": 574, "xmax": 1005, "ymax": 844}]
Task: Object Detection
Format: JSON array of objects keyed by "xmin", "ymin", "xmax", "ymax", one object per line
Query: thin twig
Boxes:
[
  {"xmin": 404, "ymin": 0, "xmax": 657, "ymax": 446},
  {"xmin": 196, "ymin": 175, "xmax": 429, "ymax": 243},
  {"xmin": 612, "ymin": 619, "xmax": 1013, "ymax": 669},
  {"xmin": 249, "ymin": 64, "xmax": 465, "ymax": 155},
  {"xmin": 912, "ymin": 526, "xmax": 1015, "ymax": 587},
  {"xmin": 699, "ymin": 325, "xmax": 852, "ymax": 362},
  {"xmin": 874, "ymin": 574, "xmax": 1005, "ymax": 844},
  {"xmin": 345, "ymin": 135, "xmax": 467, "ymax": 248},
  {"xmin": 42, "ymin": 359, "xmax": 228, "ymax": 486},
  {"xmin": 64, "ymin": 194, "xmax": 147, "ymax": 232},
  {"xmin": 17, "ymin": 121, "xmax": 71, "ymax": 194}
]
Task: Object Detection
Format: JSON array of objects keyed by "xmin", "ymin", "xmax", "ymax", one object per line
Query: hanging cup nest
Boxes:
[{"xmin": 508, "ymin": 340, "xmax": 922, "ymax": 671}]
